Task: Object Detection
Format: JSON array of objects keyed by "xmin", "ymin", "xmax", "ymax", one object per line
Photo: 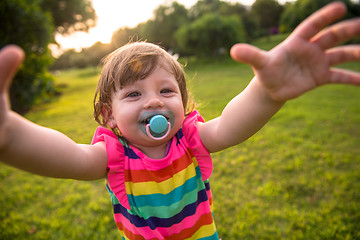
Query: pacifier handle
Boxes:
[
  {"xmin": 146, "ymin": 122, "xmax": 171, "ymax": 140},
  {"xmin": 145, "ymin": 114, "xmax": 171, "ymax": 140}
]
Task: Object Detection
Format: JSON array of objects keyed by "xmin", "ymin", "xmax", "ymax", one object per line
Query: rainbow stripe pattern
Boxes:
[{"xmin": 92, "ymin": 111, "xmax": 218, "ymax": 239}]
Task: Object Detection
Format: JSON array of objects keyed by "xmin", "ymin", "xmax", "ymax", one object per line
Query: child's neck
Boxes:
[{"xmin": 134, "ymin": 141, "xmax": 170, "ymax": 159}]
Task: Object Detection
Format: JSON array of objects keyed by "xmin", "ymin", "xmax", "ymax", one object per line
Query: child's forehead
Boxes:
[
  {"xmin": 129, "ymin": 57, "xmax": 170, "ymax": 72},
  {"xmin": 117, "ymin": 61, "xmax": 176, "ymax": 89}
]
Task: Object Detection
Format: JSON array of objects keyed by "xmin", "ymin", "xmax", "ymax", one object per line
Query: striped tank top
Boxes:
[{"xmin": 92, "ymin": 111, "xmax": 219, "ymax": 239}]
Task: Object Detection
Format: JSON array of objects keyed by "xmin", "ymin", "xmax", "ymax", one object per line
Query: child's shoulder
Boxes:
[
  {"xmin": 92, "ymin": 126, "xmax": 116, "ymax": 142},
  {"xmin": 183, "ymin": 110, "xmax": 204, "ymax": 129},
  {"xmin": 91, "ymin": 126, "xmax": 126, "ymax": 157}
]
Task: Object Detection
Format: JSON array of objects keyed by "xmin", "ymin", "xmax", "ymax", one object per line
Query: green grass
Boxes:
[{"xmin": 1, "ymin": 37, "xmax": 360, "ymax": 239}]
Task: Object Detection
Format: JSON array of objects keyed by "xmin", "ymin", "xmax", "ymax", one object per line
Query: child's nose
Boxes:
[{"xmin": 143, "ymin": 94, "xmax": 165, "ymax": 109}]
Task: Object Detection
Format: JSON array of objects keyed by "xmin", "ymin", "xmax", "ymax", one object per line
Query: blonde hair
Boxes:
[{"xmin": 94, "ymin": 42, "xmax": 194, "ymax": 127}]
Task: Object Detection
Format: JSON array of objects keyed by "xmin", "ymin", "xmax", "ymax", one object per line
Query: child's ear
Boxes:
[{"xmin": 102, "ymin": 104, "xmax": 116, "ymax": 128}]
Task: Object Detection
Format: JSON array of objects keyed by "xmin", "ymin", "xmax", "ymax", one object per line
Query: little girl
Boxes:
[
  {"xmin": 92, "ymin": 42, "xmax": 219, "ymax": 238},
  {"xmin": 1, "ymin": 2, "xmax": 359, "ymax": 239}
]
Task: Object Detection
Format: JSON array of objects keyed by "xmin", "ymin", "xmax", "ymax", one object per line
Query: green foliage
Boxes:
[
  {"xmin": 189, "ymin": 0, "xmax": 258, "ymax": 41},
  {"xmin": 188, "ymin": 0, "xmax": 222, "ymax": 19},
  {"xmin": 1, "ymin": 0, "xmax": 97, "ymax": 113},
  {"xmin": 51, "ymin": 0, "xmax": 255, "ymax": 70},
  {"xmin": 51, "ymin": 0, "xmax": 360, "ymax": 69},
  {"xmin": 111, "ymin": 27, "xmax": 141, "ymax": 48},
  {"xmin": 141, "ymin": 2, "xmax": 190, "ymax": 51},
  {"xmin": 41, "ymin": 0, "xmax": 97, "ymax": 34},
  {"xmin": 280, "ymin": 0, "xmax": 358, "ymax": 33},
  {"xmin": 176, "ymin": 14, "xmax": 246, "ymax": 57},
  {"xmin": 0, "ymin": 0, "xmax": 57, "ymax": 113},
  {"xmin": 50, "ymin": 42, "xmax": 114, "ymax": 70},
  {"xmin": 251, "ymin": 0, "xmax": 284, "ymax": 35}
]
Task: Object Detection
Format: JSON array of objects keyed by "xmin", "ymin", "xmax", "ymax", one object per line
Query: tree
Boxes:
[
  {"xmin": 175, "ymin": 13, "xmax": 246, "ymax": 57},
  {"xmin": 217, "ymin": 2, "xmax": 258, "ymax": 42},
  {"xmin": 0, "ymin": 0, "xmax": 96, "ymax": 113},
  {"xmin": 280, "ymin": 0, "xmax": 358, "ymax": 33},
  {"xmin": 41, "ymin": 0, "xmax": 97, "ymax": 35},
  {"xmin": 189, "ymin": 0, "xmax": 220, "ymax": 20},
  {"xmin": 50, "ymin": 42, "xmax": 114, "ymax": 70},
  {"xmin": 251, "ymin": 0, "xmax": 283, "ymax": 36},
  {"xmin": 1, "ymin": 0, "xmax": 55, "ymax": 113},
  {"xmin": 111, "ymin": 27, "xmax": 141, "ymax": 48},
  {"xmin": 140, "ymin": 2, "xmax": 190, "ymax": 51},
  {"xmin": 190, "ymin": 0, "xmax": 258, "ymax": 42}
]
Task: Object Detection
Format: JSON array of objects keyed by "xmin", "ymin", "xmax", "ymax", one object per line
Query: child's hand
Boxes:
[
  {"xmin": 230, "ymin": 1, "xmax": 360, "ymax": 102},
  {"xmin": 0, "ymin": 45, "xmax": 24, "ymax": 139}
]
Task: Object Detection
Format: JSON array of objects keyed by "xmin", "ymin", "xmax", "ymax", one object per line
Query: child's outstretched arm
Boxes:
[
  {"xmin": 198, "ymin": 2, "xmax": 360, "ymax": 153},
  {"xmin": 0, "ymin": 45, "xmax": 108, "ymax": 180}
]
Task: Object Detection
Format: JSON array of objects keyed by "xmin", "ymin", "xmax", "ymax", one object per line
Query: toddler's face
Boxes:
[{"xmin": 108, "ymin": 60, "xmax": 185, "ymax": 148}]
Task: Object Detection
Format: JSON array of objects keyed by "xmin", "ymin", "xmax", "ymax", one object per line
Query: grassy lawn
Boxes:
[{"xmin": 1, "ymin": 36, "xmax": 359, "ymax": 239}]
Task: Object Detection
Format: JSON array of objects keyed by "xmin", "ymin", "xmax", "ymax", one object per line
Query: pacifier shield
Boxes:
[{"xmin": 149, "ymin": 115, "xmax": 168, "ymax": 134}]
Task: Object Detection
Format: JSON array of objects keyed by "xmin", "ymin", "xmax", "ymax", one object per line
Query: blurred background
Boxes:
[{"xmin": 1, "ymin": 0, "xmax": 359, "ymax": 113}]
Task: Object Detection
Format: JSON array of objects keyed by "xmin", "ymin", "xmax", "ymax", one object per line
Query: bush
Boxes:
[
  {"xmin": 176, "ymin": 13, "xmax": 246, "ymax": 57},
  {"xmin": 0, "ymin": 0, "xmax": 57, "ymax": 113}
]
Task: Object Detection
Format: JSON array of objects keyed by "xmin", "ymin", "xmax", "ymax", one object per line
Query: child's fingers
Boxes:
[
  {"xmin": 327, "ymin": 45, "xmax": 360, "ymax": 65},
  {"xmin": 312, "ymin": 18, "xmax": 360, "ymax": 50},
  {"xmin": 328, "ymin": 68, "xmax": 360, "ymax": 85},
  {"xmin": 0, "ymin": 45, "xmax": 25, "ymax": 93},
  {"xmin": 230, "ymin": 43, "xmax": 268, "ymax": 70},
  {"xmin": 291, "ymin": 1, "xmax": 347, "ymax": 41}
]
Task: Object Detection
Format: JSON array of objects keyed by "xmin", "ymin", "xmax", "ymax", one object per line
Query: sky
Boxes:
[{"xmin": 53, "ymin": 0, "xmax": 291, "ymax": 54}]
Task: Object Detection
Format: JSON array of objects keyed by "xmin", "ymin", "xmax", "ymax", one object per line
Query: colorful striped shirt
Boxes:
[{"xmin": 92, "ymin": 110, "xmax": 219, "ymax": 239}]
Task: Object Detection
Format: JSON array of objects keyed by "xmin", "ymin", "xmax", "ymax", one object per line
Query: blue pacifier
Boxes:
[
  {"xmin": 145, "ymin": 114, "xmax": 171, "ymax": 140},
  {"xmin": 149, "ymin": 115, "xmax": 168, "ymax": 134}
]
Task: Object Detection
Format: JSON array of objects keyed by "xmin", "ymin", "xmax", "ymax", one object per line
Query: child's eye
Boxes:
[
  {"xmin": 160, "ymin": 89, "xmax": 173, "ymax": 94},
  {"xmin": 126, "ymin": 91, "xmax": 141, "ymax": 98}
]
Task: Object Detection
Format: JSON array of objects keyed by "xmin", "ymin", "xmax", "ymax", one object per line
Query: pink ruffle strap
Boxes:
[
  {"xmin": 182, "ymin": 111, "xmax": 213, "ymax": 181},
  {"xmin": 91, "ymin": 127, "xmax": 131, "ymax": 209}
]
